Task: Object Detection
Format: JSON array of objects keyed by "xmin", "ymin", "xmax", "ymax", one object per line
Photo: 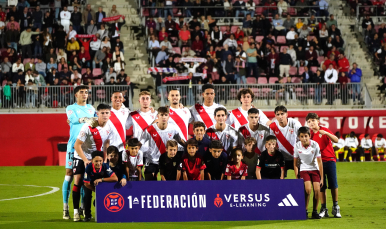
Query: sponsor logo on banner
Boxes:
[
  {"xmin": 214, "ymin": 194, "xmax": 223, "ymax": 208},
  {"xmin": 104, "ymin": 192, "xmax": 125, "ymax": 212},
  {"xmin": 278, "ymin": 194, "xmax": 298, "ymax": 207}
]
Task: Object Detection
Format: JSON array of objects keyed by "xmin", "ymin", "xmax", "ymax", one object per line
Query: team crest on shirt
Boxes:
[
  {"xmin": 168, "ymin": 133, "xmax": 172, "ymax": 138},
  {"xmin": 226, "ymin": 134, "xmax": 230, "ymax": 139},
  {"xmin": 259, "ymin": 134, "xmax": 264, "ymax": 139},
  {"xmin": 184, "ymin": 110, "xmax": 187, "ymax": 114},
  {"xmin": 67, "ymin": 110, "xmax": 73, "ymax": 116},
  {"xmin": 80, "ymin": 131, "xmax": 85, "ymax": 137},
  {"xmin": 88, "ymin": 109, "xmax": 93, "ymax": 114},
  {"xmin": 239, "ymin": 170, "xmax": 244, "ymax": 175},
  {"xmin": 289, "ymin": 129, "xmax": 294, "ymax": 134},
  {"xmin": 170, "ymin": 111, "xmax": 174, "ymax": 115},
  {"xmin": 68, "ymin": 161, "xmax": 72, "ymax": 166},
  {"xmin": 106, "ymin": 130, "xmax": 110, "ymax": 135},
  {"xmin": 319, "ymin": 134, "xmax": 322, "ymax": 138},
  {"xmin": 150, "ymin": 115, "xmax": 155, "ymax": 119},
  {"xmin": 121, "ymin": 110, "xmax": 126, "ymax": 115},
  {"xmin": 173, "ymin": 162, "xmax": 176, "ymax": 166}
]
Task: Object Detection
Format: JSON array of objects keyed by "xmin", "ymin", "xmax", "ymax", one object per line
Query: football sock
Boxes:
[
  {"xmin": 348, "ymin": 156, "xmax": 352, "ymax": 162},
  {"xmin": 360, "ymin": 156, "xmax": 364, "ymax": 162},
  {"xmin": 72, "ymin": 184, "xmax": 81, "ymax": 211},
  {"xmin": 80, "ymin": 186, "xmax": 85, "ymax": 207},
  {"xmin": 333, "ymin": 201, "xmax": 338, "ymax": 207},
  {"xmin": 378, "ymin": 155, "xmax": 380, "ymax": 159},
  {"xmin": 62, "ymin": 175, "xmax": 73, "ymax": 209},
  {"xmin": 74, "ymin": 209, "xmax": 79, "ymax": 214},
  {"xmin": 335, "ymin": 151, "xmax": 339, "ymax": 160},
  {"xmin": 344, "ymin": 150, "xmax": 348, "ymax": 159},
  {"xmin": 321, "ymin": 203, "xmax": 326, "ymax": 209},
  {"xmin": 63, "ymin": 203, "xmax": 69, "ymax": 211}
]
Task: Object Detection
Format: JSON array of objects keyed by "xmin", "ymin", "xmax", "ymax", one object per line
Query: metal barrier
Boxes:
[
  {"xmin": 158, "ymin": 83, "xmax": 370, "ymax": 108},
  {"xmin": 0, "ymin": 85, "xmax": 133, "ymax": 112}
]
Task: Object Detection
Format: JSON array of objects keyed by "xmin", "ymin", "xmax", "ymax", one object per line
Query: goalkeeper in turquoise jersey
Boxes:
[{"xmin": 63, "ymin": 85, "xmax": 96, "ymax": 220}]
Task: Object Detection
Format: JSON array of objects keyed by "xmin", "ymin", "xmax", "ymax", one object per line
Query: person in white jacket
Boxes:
[
  {"xmin": 90, "ymin": 37, "xmax": 101, "ymax": 59},
  {"xmin": 287, "ymin": 44, "xmax": 297, "ymax": 66},
  {"xmin": 344, "ymin": 131, "xmax": 359, "ymax": 162},
  {"xmin": 359, "ymin": 134, "xmax": 373, "ymax": 162},
  {"xmin": 324, "ymin": 63, "xmax": 338, "ymax": 105},
  {"xmin": 60, "ymin": 6, "xmax": 71, "ymax": 33},
  {"xmin": 223, "ymin": 34, "xmax": 238, "ymax": 53}
]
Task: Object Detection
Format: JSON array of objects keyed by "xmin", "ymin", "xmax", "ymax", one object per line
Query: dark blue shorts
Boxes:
[{"xmin": 321, "ymin": 161, "xmax": 338, "ymax": 191}]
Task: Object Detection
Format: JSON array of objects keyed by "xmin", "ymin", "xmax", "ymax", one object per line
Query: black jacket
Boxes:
[
  {"xmin": 95, "ymin": 11, "xmax": 106, "ymax": 23},
  {"xmin": 71, "ymin": 12, "xmax": 82, "ymax": 26}
]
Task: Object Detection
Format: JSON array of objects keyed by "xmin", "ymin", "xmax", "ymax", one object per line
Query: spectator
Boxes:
[
  {"xmin": 267, "ymin": 47, "xmax": 279, "ymax": 76},
  {"xmin": 312, "ymin": 69, "xmax": 324, "ymax": 105},
  {"xmin": 301, "ymin": 66, "xmax": 313, "ymax": 83},
  {"xmin": 279, "ymin": 48, "xmax": 293, "ymax": 77},
  {"xmin": 54, "ymin": 26, "xmax": 66, "ymax": 50},
  {"xmin": 263, "ymin": 0, "xmax": 277, "ymax": 18},
  {"xmin": 25, "ymin": 79, "xmax": 37, "ymax": 108},
  {"xmin": 211, "ymin": 26, "xmax": 223, "ymax": 45},
  {"xmin": 221, "ymin": 44, "xmax": 232, "ymax": 62},
  {"xmin": 245, "ymin": 0, "xmax": 255, "ymax": 18},
  {"xmin": 44, "ymin": 11, "xmax": 54, "ymax": 34},
  {"xmin": 272, "ymin": 14, "xmax": 285, "ymax": 36},
  {"xmin": 277, "ymin": 0, "xmax": 288, "ymax": 15},
  {"xmin": 60, "ymin": 6, "xmax": 71, "ymax": 33},
  {"xmin": 42, "ymin": 27, "xmax": 52, "ymax": 54},
  {"xmin": 324, "ymin": 63, "xmax": 338, "ymax": 105},
  {"xmin": 146, "ymin": 17, "xmax": 156, "ymax": 32},
  {"xmin": 24, "ymin": 58, "xmax": 36, "ymax": 72},
  {"xmin": 47, "ymin": 57, "xmax": 57, "ymax": 71},
  {"xmin": 323, "ymin": 54, "xmax": 337, "ymax": 70},
  {"xmin": 348, "ymin": 62, "xmax": 362, "ymax": 105},
  {"xmin": 287, "ymin": 45, "xmax": 297, "ymax": 66},
  {"xmin": 67, "ymin": 37, "xmax": 80, "ymax": 52},
  {"xmin": 100, "ymin": 36, "xmax": 111, "ymax": 50},
  {"xmin": 33, "ymin": 5, "xmax": 43, "ymax": 30},
  {"xmin": 7, "ymin": 6, "xmax": 19, "ymax": 22},
  {"xmin": 36, "ymin": 58, "xmax": 47, "ymax": 77},
  {"xmin": 182, "ymin": 0, "xmax": 193, "ymax": 17},
  {"xmin": 69, "ymin": 57, "xmax": 82, "ymax": 73},
  {"xmin": 20, "ymin": 7, "xmax": 33, "ymax": 32},
  {"xmin": 362, "ymin": 16, "xmax": 374, "ymax": 36},
  {"xmin": 12, "ymin": 58, "xmax": 24, "ymax": 76},
  {"xmin": 295, "ymin": 45, "xmax": 308, "ymax": 67},
  {"xmin": 305, "ymin": 45, "xmax": 318, "ymax": 67},
  {"xmin": 105, "ymin": 67, "xmax": 116, "ymax": 83},
  {"xmin": 82, "ymin": 67, "xmax": 93, "ymax": 84},
  {"xmin": 283, "ymin": 15, "xmax": 294, "ymax": 31},
  {"xmin": 296, "ymin": 18, "xmax": 304, "ymax": 30},
  {"xmin": 121, "ymin": 75, "xmax": 135, "ymax": 99},
  {"xmin": 5, "ymin": 23, "xmax": 19, "ymax": 51},
  {"xmin": 234, "ymin": 56, "xmax": 246, "ymax": 84},
  {"xmin": 286, "ymin": 27, "xmax": 297, "ymax": 45},
  {"xmin": 326, "ymin": 14, "xmax": 337, "ymax": 28},
  {"xmin": 58, "ymin": 67, "xmax": 71, "ymax": 82},
  {"xmin": 338, "ymin": 72, "xmax": 349, "ymax": 105},
  {"xmin": 160, "ymin": 37, "xmax": 173, "ymax": 54},
  {"xmin": 96, "ymin": 7, "xmax": 106, "ymax": 29},
  {"xmin": 329, "ymin": 24, "xmax": 341, "ymax": 38},
  {"xmin": 337, "ymin": 54, "xmax": 350, "ymax": 75},
  {"xmin": 178, "ymin": 25, "xmax": 191, "ymax": 48},
  {"xmin": 222, "ymin": 54, "xmax": 236, "ymax": 83},
  {"xmin": 116, "ymin": 69, "xmax": 127, "ymax": 82},
  {"xmin": 233, "ymin": 0, "xmax": 246, "ymax": 18},
  {"xmin": 33, "ymin": 70, "xmax": 46, "ymax": 86},
  {"xmin": 165, "ymin": 15, "xmax": 177, "ymax": 32},
  {"xmin": 158, "ymin": 27, "xmax": 168, "ymax": 42},
  {"xmin": 156, "ymin": 46, "xmax": 169, "ymax": 65},
  {"xmin": 298, "ymin": 24, "xmax": 311, "ymax": 40},
  {"xmin": 327, "ymin": 46, "xmax": 340, "ymax": 58},
  {"xmin": 20, "ymin": 27, "xmax": 41, "ymax": 59},
  {"xmin": 242, "ymin": 14, "xmax": 253, "ymax": 37},
  {"xmin": 223, "ymin": 34, "xmax": 237, "ymax": 53},
  {"xmin": 87, "ymin": 20, "xmax": 98, "ymax": 35},
  {"xmin": 333, "ymin": 35, "xmax": 344, "ymax": 52},
  {"xmin": 71, "ymin": 6, "xmax": 82, "ymax": 33},
  {"xmin": 90, "ymin": 36, "xmax": 101, "ymax": 58},
  {"xmin": 1, "ymin": 57, "xmax": 12, "ymax": 80},
  {"xmin": 82, "ymin": 4, "xmax": 96, "ymax": 31},
  {"xmin": 317, "ymin": 0, "xmax": 329, "ymax": 18},
  {"xmin": 79, "ymin": 46, "xmax": 91, "ymax": 68},
  {"xmin": 114, "ymin": 56, "xmax": 125, "ymax": 73},
  {"xmin": 57, "ymin": 49, "xmax": 67, "ymax": 63},
  {"xmin": 93, "ymin": 47, "xmax": 106, "ymax": 69},
  {"xmin": 25, "ymin": 69, "xmax": 34, "ymax": 82},
  {"xmin": 182, "ymin": 46, "xmax": 195, "ymax": 58},
  {"xmin": 246, "ymin": 43, "xmax": 259, "ymax": 79},
  {"xmin": 192, "ymin": 35, "xmax": 203, "ymax": 56},
  {"xmin": 148, "ymin": 35, "xmax": 160, "ymax": 57}
]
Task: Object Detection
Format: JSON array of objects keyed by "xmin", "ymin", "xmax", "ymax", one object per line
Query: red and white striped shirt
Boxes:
[
  {"xmin": 227, "ymin": 106, "xmax": 270, "ymax": 130},
  {"xmin": 238, "ymin": 124, "xmax": 270, "ymax": 154},
  {"xmin": 189, "ymin": 103, "xmax": 226, "ymax": 128},
  {"xmin": 108, "ymin": 105, "xmax": 130, "ymax": 152}
]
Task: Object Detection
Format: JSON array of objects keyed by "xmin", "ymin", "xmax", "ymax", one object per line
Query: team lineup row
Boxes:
[{"xmin": 62, "ymin": 84, "xmax": 342, "ymax": 222}]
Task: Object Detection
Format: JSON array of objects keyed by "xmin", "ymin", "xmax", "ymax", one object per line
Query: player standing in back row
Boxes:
[
  {"xmin": 190, "ymin": 84, "xmax": 226, "ymax": 129},
  {"xmin": 63, "ymin": 85, "xmax": 95, "ymax": 220},
  {"xmin": 227, "ymin": 88, "xmax": 271, "ymax": 129},
  {"xmin": 269, "ymin": 106, "xmax": 302, "ymax": 177}
]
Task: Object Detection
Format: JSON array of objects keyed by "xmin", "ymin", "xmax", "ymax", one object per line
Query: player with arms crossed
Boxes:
[
  {"xmin": 205, "ymin": 107, "xmax": 239, "ymax": 155},
  {"xmin": 168, "ymin": 88, "xmax": 191, "ymax": 156},
  {"xmin": 294, "ymin": 127, "xmax": 323, "ymax": 219},
  {"xmin": 140, "ymin": 107, "xmax": 180, "ymax": 181},
  {"xmin": 126, "ymin": 91, "xmax": 158, "ymax": 153},
  {"xmin": 72, "ymin": 104, "xmax": 113, "ymax": 221},
  {"xmin": 227, "ymin": 88, "xmax": 271, "ymax": 129},
  {"xmin": 239, "ymin": 108, "xmax": 270, "ymax": 154},
  {"xmin": 306, "ymin": 113, "xmax": 341, "ymax": 218},
  {"xmin": 63, "ymin": 85, "xmax": 95, "ymax": 220},
  {"xmin": 269, "ymin": 105, "xmax": 302, "ymax": 177},
  {"xmin": 190, "ymin": 84, "xmax": 226, "ymax": 129},
  {"xmin": 108, "ymin": 91, "xmax": 131, "ymax": 160},
  {"xmin": 374, "ymin": 134, "xmax": 386, "ymax": 161}
]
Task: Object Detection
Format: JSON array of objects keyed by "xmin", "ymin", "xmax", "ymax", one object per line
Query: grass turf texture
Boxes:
[{"xmin": 0, "ymin": 163, "xmax": 385, "ymax": 229}]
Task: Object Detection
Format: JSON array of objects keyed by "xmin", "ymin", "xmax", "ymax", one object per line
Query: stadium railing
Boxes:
[
  {"xmin": 356, "ymin": 5, "xmax": 386, "ymax": 19},
  {"xmin": 157, "ymin": 82, "xmax": 372, "ymax": 108},
  {"xmin": 0, "ymin": 85, "xmax": 133, "ymax": 112}
]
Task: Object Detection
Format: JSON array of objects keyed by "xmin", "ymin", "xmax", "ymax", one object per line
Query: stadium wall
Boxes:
[{"xmin": 1, "ymin": 110, "xmax": 386, "ymax": 166}]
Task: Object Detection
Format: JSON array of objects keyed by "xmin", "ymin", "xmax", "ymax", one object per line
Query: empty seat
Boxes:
[
  {"xmin": 269, "ymin": 77, "xmax": 279, "ymax": 84},
  {"xmin": 255, "ymin": 36, "xmax": 264, "ymax": 43},
  {"xmin": 289, "ymin": 66, "xmax": 298, "ymax": 76},
  {"xmin": 276, "ymin": 36, "xmax": 286, "ymax": 45},
  {"xmin": 93, "ymin": 68, "xmax": 102, "ymax": 76},
  {"xmin": 247, "ymin": 77, "xmax": 257, "ymax": 84},
  {"xmin": 258, "ymin": 77, "xmax": 267, "ymax": 84},
  {"xmin": 298, "ymin": 67, "xmax": 305, "ymax": 76}
]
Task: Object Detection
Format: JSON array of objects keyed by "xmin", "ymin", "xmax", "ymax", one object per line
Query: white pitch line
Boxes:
[{"xmin": 0, "ymin": 184, "xmax": 60, "ymax": 201}]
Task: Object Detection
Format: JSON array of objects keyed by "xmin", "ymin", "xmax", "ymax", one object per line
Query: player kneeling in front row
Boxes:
[
  {"xmin": 256, "ymin": 136, "xmax": 285, "ymax": 180},
  {"xmin": 203, "ymin": 140, "xmax": 228, "ymax": 180},
  {"xmin": 159, "ymin": 140, "xmax": 182, "ymax": 181},
  {"xmin": 225, "ymin": 148, "xmax": 248, "ymax": 180},
  {"xmin": 182, "ymin": 139, "xmax": 206, "ymax": 180},
  {"xmin": 83, "ymin": 151, "xmax": 118, "ymax": 222},
  {"xmin": 124, "ymin": 138, "xmax": 143, "ymax": 181},
  {"xmin": 73, "ymin": 104, "xmax": 113, "ymax": 222},
  {"xmin": 294, "ymin": 127, "xmax": 323, "ymax": 219},
  {"xmin": 107, "ymin": 146, "xmax": 127, "ymax": 186}
]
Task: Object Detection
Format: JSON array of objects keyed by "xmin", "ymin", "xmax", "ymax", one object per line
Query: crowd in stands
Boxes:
[
  {"xmin": 0, "ymin": 2, "xmax": 135, "ymax": 108},
  {"xmin": 145, "ymin": 0, "xmax": 364, "ymax": 105}
]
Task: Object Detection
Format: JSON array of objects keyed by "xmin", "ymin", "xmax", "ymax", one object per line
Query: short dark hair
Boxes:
[
  {"xmin": 265, "ymin": 135, "xmax": 277, "ymax": 142},
  {"xmin": 186, "ymin": 138, "xmax": 198, "ymax": 147},
  {"xmin": 214, "ymin": 107, "xmax": 227, "ymax": 116},
  {"xmin": 248, "ymin": 108, "xmax": 259, "ymax": 115},
  {"xmin": 168, "ymin": 88, "xmax": 180, "ymax": 93},
  {"xmin": 166, "ymin": 140, "xmax": 178, "ymax": 148},
  {"xmin": 297, "ymin": 126, "xmax": 310, "ymax": 137},
  {"xmin": 274, "ymin": 105, "xmax": 287, "ymax": 114},
  {"xmin": 210, "ymin": 140, "xmax": 223, "ymax": 149},
  {"xmin": 127, "ymin": 138, "xmax": 140, "ymax": 147},
  {"xmin": 377, "ymin": 134, "xmax": 383, "ymax": 138},
  {"xmin": 244, "ymin": 137, "xmax": 257, "ymax": 145},
  {"xmin": 237, "ymin": 88, "xmax": 254, "ymax": 102},
  {"xmin": 365, "ymin": 134, "xmax": 370, "ymax": 137},
  {"xmin": 158, "ymin": 106, "xmax": 169, "ymax": 114},
  {"xmin": 111, "ymin": 90, "xmax": 123, "ymax": 97},
  {"xmin": 202, "ymin": 84, "xmax": 214, "ymax": 93},
  {"xmin": 335, "ymin": 131, "xmax": 341, "ymax": 138},
  {"xmin": 74, "ymin": 85, "xmax": 89, "ymax": 95},
  {"xmin": 193, "ymin": 121, "xmax": 206, "ymax": 130},
  {"xmin": 97, "ymin": 103, "xmax": 111, "ymax": 111},
  {"xmin": 92, "ymin": 151, "xmax": 104, "ymax": 159},
  {"xmin": 107, "ymin": 146, "xmax": 119, "ymax": 155},
  {"xmin": 306, "ymin": 112, "xmax": 319, "ymax": 121}
]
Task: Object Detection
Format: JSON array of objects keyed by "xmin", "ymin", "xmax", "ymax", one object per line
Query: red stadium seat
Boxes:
[
  {"xmin": 247, "ymin": 77, "xmax": 257, "ymax": 84},
  {"xmin": 276, "ymin": 36, "xmax": 286, "ymax": 45},
  {"xmin": 231, "ymin": 26, "xmax": 239, "ymax": 34},
  {"xmin": 289, "ymin": 66, "xmax": 298, "ymax": 76},
  {"xmin": 269, "ymin": 77, "xmax": 278, "ymax": 84},
  {"xmin": 291, "ymin": 77, "xmax": 301, "ymax": 83},
  {"xmin": 211, "ymin": 72, "xmax": 220, "ymax": 81},
  {"xmin": 93, "ymin": 68, "xmax": 102, "ymax": 77},
  {"xmin": 173, "ymin": 47, "xmax": 181, "ymax": 55},
  {"xmin": 94, "ymin": 79, "xmax": 103, "ymax": 85},
  {"xmin": 358, "ymin": 134, "xmax": 365, "ymax": 142},
  {"xmin": 81, "ymin": 69, "xmax": 87, "ymax": 75},
  {"xmin": 23, "ymin": 58, "xmax": 31, "ymax": 65},
  {"xmin": 317, "ymin": 56, "xmax": 325, "ymax": 64},
  {"xmin": 258, "ymin": 77, "xmax": 267, "ymax": 84},
  {"xmin": 310, "ymin": 66, "xmax": 317, "ymax": 73},
  {"xmin": 298, "ymin": 67, "xmax": 305, "ymax": 76},
  {"xmin": 255, "ymin": 36, "xmax": 264, "ymax": 43}
]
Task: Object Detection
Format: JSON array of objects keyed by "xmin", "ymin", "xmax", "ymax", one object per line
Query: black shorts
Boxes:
[
  {"xmin": 72, "ymin": 158, "xmax": 85, "ymax": 175},
  {"xmin": 284, "ymin": 160, "xmax": 294, "ymax": 178},
  {"xmin": 144, "ymin": 163, "xmax": 159, "ymax": 174}
]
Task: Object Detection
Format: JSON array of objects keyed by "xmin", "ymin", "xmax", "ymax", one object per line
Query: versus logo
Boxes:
[
  {"xmin": 278, "ymin": 194, "xmax": 298, "ymax": 207},
  {"xmin": 215, "ymin": 193, "xmax": 270, "ymax": 208},
  {"xmin": 214, "ymin": 194, "xmax": 223, "ymax": 208},
  {"xmin": 104, "ymin": 192, "xmax": 125, "ymax": 212}
]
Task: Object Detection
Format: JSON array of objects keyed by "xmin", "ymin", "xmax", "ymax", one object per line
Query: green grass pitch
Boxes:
[{"xmin": 0, "ymin": 163, "xmax": 385, "ymax": 229}]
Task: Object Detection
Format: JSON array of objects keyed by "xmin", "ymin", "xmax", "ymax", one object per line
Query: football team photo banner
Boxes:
[{"xmin": 96, "ymin": 180, "xmax": 306, "ymax": 223}]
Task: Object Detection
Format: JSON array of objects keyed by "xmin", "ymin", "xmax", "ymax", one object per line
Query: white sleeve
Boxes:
[
  {"xmin": 355, "ymin": 138, "xmax": 359, "ymax": 147},
  {"xmin": 77, "ymin": 124, "xmax": 89, "ymax": 142},
  {"xmin": 189, "ymin": 107, "xmax": 195, "ymax": 123},
  {"xmin": 125, "ymin": 115, "xmax": 133, "ymax": 130},
  {"xmin": 360, "ymin": 139, "xmax": 365, "ymax": 146},
  {"xmin": 226, "ymin": 112, "xmax": 234, "ymax": 125},
  {"xmin": 315, "ymin": 143, "xmax": 321, "ymax": 158},
  {"xmin": 258, "ymin": 110, "xmax": 270, "ymax": 125},
  {"xmin": 137, "ymin": 151, "xmax": 144, "ymax": 166},
  {"xmin": 122, "ymin": 151, "xmax": 128, "ymax": 162},
  {"xmin": 369, "ymin": 140, "xmax": 373, "ymax": 148},
  {"xmin": 293, "ymin": 145, "xmax": 299, "ymax": 158},
  {"xmin": 140, "ymin": 129, "xmax": 150, "ymax": 145}
]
